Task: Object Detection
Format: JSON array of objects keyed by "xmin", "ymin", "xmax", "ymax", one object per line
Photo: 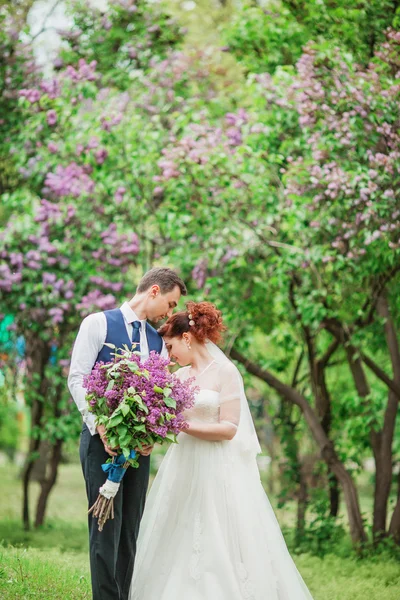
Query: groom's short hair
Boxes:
[{"xmin": 137, "ymin": 267, "xmax": 187, "ymax": 296}]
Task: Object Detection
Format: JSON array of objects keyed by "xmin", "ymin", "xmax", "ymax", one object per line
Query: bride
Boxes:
[{"xmin": 129, "ymin": 301, "xmax": 314, "ymax": 600}]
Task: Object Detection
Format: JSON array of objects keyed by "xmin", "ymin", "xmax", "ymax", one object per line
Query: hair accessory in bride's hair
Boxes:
[{"xmin": 188, "ymin": 313, "xmax": 195, "ymax": 327}]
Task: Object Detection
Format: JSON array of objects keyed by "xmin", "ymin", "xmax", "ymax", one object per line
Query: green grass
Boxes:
[
  {"xmin": 0, "ymin": 547, "xmax": 90, "ymax": 599},
  {"xmin": 1, "ymin": 543, "xmax": 399, "ymax": 600},
  {"xmin": 0, "ymin": 461, "xmax": 400, "ymax": 599}
]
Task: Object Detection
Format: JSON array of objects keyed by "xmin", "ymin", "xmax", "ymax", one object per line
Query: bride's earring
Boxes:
[{"xmin": 186, "ymin": 341, "xmax": 192, "ymax": 350}]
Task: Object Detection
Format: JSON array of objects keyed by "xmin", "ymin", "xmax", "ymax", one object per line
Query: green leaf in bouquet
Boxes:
[
  {"xmin": 134, "ymin": 424, "xmax": 146, "ymax": 433},
  {"xmin": 104, "ymin": 343, "xmax": 116, "ymax": 349},
  {"xmin": 163, "ymin": 387, "xmax": 172, "ymax": 397},
  {"xmin": 165, "ymin": 432, "xmax": 178, "ymax": 443},
  {"xmin": 159, "ymin": 413, "xmax": 165, "ymax": 424},
  {"xmin": 133, "ymin": 394, "xmax": 149, "ymax": 414},
  {"xmin": 165, "ymin": 413, "xmax": 175, "ymax": 421},
  {"xmin": 164, "ymin": 397, "xmax": 177, "ymax": 409},
  {"xmin": 107, "ymin": 364, "xmax": 120, "ymax": 376},
  {"xmin": 108, "ymin": 413, "xmax": 124, "ymax": 427},
  {"xmin": 153, "ymin": 385, "xmax": 163, "ymax": 394},
  {"xmin": 127, "ymin": 386, "xmax": 136, "ymax": 395},
  {"xmin": 142, "ymin": 369, "xmax": 150, "ymax": 380},
  {"xmin": 119, "ymin": 434, "xmax": 133, "ymax": 447},
  {"xmin": 127, "ymin": 361, "xmax": 139, "ymax": 372},
  {"xmin": 122, "ymin": 446, "xmax": 130, "ymax": 460},
  {"xmin": 121, "ymin": 403, "xmax": 130, "ymax": 417},
  {"xmin": 108, "ymin": 435, "xmax": 119, "ymax": 448},
  {"xmin": 107, "ymin": 380, "xmax": 115, "ymax": 391},
  {"xmin": 117, "ymin": 423, "xmax": 128, "ymax": 436}
]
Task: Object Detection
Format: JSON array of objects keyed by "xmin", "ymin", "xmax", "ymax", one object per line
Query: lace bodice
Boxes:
[{"xmin": 185, "ymin": 390, "xmax": 220, "ymax": 424}]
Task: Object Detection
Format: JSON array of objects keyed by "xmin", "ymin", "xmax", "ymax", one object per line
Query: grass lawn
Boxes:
[{"xmin": 0, "ymin": 460, "xmax": 399, "ymax": 599}]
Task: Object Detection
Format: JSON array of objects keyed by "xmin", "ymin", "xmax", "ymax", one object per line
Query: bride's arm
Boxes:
[
  {"xmin": 185, "ymin": 420, "xmax": 238, "ymax": 442},
  {"xmin": 185, "ymin": 363, "xmax": 241, "ymax": 442}
]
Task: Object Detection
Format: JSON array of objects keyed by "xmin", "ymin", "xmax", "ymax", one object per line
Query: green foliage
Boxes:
[
  {"xmin": 223, "ymin": 3, "xmax": 307, "ymax": 73},
  {"xmin": 298, "ymin": 489, "xmax": 347, "ymax": 557},
  {"xmin": 224, "ymin": 0, "xmax": 400, "ymax": 73},
  {"xmin": 61, "ymin": 0, "xmax": 184, "ymax": 88},
  {"xmin": 0, "ymin": 388, "xmax": 20, "ymax": 457}
]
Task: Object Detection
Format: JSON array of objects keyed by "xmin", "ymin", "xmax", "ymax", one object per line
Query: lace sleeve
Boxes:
[{"xmin": 219, "ymin": 363, "xmax": 241, "ymax": 428}]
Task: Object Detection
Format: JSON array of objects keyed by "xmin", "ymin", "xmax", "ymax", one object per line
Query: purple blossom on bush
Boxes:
[
  {"xmin": 47, "ymin": 141, "xmax": 58, "ymax": 154},
  {"xmin": 40, "ymin": 79, "xmax": 61, "ymax": 99},
  {"xmin": 19, "ymin": 88, "xmax": 41, "ymax": 103},
  {"xmin": 46, "ymin": 110, "xmax": 57, "ymax": 126},
  {"xmin": 77, "ymin": 290, "xmax": 117, "ymax": 314},
  {"xmin": 44, "ymin": 163, "xmax": 95, "ymax": 198},
  {"xmin": 192, "ymin": 258, "xmax": 208, "ymax": 289},
  {"xmin": 114, "ymin": 186, "xmax": 126, "ymax": 204},
  {"xmin": 65, "ymin": 59, "xmax": 99, "ymax": 83},
  {"xmin": 94, "ymin": 148, "xmax": 108, "ymax": 164}
]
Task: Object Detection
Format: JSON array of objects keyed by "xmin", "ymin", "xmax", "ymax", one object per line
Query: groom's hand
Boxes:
[
  {"xmin": 136, "ymin": 444, "xmax": 153, "ymax": 456},
  {"xmin": 97, "ymin": 424, "xmax": 118, "ymax": 457}
]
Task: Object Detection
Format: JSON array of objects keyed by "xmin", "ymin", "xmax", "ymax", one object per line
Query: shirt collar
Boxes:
[{"xmin": 120, "ymin": 302, "xmax": 146, "ymax": 325}]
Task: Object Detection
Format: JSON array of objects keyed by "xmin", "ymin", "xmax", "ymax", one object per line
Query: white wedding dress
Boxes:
[{"xmin": 130, "ymin": 356, "xmax": 314, "ymax": 600}]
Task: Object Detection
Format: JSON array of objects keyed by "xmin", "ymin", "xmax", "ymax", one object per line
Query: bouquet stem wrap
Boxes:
[{"xmin": 88, "ymin": 450, "xmax": 136, "ymax": 531}]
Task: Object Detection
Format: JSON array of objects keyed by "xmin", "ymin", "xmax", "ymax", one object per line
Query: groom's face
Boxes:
[{"xmin": 147, "ymin": 285, "xmax": 181, "ymax": 323}]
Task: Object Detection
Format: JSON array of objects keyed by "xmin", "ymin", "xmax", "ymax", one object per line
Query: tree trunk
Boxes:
[
  {"xmin": 230, "ymin": 347, "xmax": 367, "ymax": 545},
  {"xmin": 389, "ymin": 470, "xmax": 400, "ymax": 542},
  {"xmin": 35, "ymin": 438, "xmax": 63, "ymax": 528},
  {"xmin": 22, "ymin": 395, "xmax": 45, "ymax": 530},
  {"xmin": 315, "ymin": 342, "xmax": 340, "ymax": 517},
  {"xmin": 21, "ymin": 335, "xmax": 50, "ymax": 530},
  {"xmin": 290, "ymin": 280, "xmax": 341, "ymax": 519},
  {"xmin": 343, "ymin": 343, "xmax": 386, "ymax": 539},
  {"xmin": 347, "ymin": 297, "xmax": 400, "ymax": 541},
  {"xmin": 296, "ymin": 463, "xmax": 308, "ymax": 545},
  {"xmin": 278, "ymin": 400, "xmax": 307, "ymax": 544},
  {"xmin": 325, "ymin": 299, "xmax": 400, "ymax": 542},
  {"xmin": 377, "ymin": 295, "xmax": 400, "ymax": 542},
  {"xmin": 328, "ymin": 472, "xmax": 340, "ymax": 518}
]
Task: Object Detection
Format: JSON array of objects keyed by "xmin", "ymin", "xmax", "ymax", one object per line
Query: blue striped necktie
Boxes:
[{"xmin": 132, "ymin": 321, "xmax": 141, "ymax": 353}]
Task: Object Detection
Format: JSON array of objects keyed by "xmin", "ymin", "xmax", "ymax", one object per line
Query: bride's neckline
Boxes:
[{"xmin": 189, "ymin": 359, "xmax": 215, "ymax": 379}]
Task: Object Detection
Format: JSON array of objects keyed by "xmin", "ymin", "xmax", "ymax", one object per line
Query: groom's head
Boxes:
[{"xmin": 135, "ymin": 267, "xmax": 187, "ymax": 322}]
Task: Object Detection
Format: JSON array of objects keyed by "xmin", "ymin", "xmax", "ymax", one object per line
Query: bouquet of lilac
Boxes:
[{"xmin": 83, "ymin": 346, "xmax": 196, "ymax": 531}]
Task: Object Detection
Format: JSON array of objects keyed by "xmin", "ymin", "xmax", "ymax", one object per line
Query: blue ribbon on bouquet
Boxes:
[{"xmin": 101, "ymin": 450, "xmax": 137, "ymax": 483}]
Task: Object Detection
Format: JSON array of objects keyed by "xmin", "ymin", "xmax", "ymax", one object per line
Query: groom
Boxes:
[{"xmin": 68, "ymin": 267, "xmax": 187, "ymax": 600}]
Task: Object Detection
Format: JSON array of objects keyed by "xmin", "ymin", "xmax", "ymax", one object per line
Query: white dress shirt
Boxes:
[{"xmin": 68, "ymin": 302, "xmax": 168, "ymax": 435}]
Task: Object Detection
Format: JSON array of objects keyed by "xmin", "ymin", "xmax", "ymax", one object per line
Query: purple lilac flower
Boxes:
[{"xmin": 46, "ymin": 110, "xmax": 57, "ymax": 126}]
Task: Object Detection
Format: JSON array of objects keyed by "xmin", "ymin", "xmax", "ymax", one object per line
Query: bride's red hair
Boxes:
[{"xmin": 158, "ymin": 301, "xmax": 226, "ymax": 344}]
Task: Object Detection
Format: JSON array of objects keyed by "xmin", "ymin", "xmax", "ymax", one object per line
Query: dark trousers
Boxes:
[{"xmin": 80, "ymin": 425, "xmax": 150, "ymax": 600}]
